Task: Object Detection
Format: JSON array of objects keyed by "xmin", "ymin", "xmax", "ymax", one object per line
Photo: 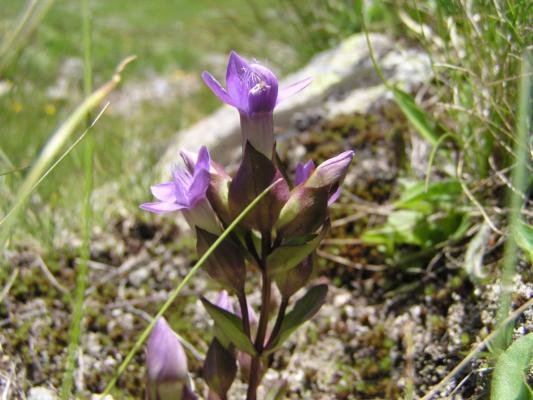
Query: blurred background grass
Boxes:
[{"xmin": 0, "ymin": 0, "xmax": 387, "ymax": 243}]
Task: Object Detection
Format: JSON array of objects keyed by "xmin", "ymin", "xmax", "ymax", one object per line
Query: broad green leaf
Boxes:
[
  {"xmin": 266, "ymin": 284, "xmax": 328, "ymax": 352},
  {"xmin": 393, "ymin": 179, "xmax": 462, "ymax": 210},
  {"xmin": 393, "ymin": 87, "xmax": 440, "ymax": 146},
  {"xmin": 516, "ymin": 220, "xmax": 533, "ymax": 263},
  {"xmin": 362, "ymin": 209, "xmax": 470, "ymax": 252},
  {"xmin": 362, "ymin": 210, "xmax": 422, "ymax": 247},
  {"xmin": 491, "ymin": 333, "xmax": 533, "ymax": 400},
  {"xmin": 201, "ymin": 297, "xmax": 256, "ymax": 356}
]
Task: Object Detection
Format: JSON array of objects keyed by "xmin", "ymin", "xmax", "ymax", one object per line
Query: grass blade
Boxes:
[
  {"xmin": 392, "ymin": 88, "xmax": 440, "ymax": 146},
  {"xmin": 0, "ymin": 56, "xmax": 134, "ymax": 247},
  {"xmin": 493, "ymin": 51, "xmax": 532, "ymax": 352},
  {"xmin": 0, "ymin": 0, "xmax": 55, "ymax": 75},
  {"xmin": 101, "ymin": 178, "xmax": 284, "ymax": 396},
  {"xmin": 60, "ymin": 0, "xmax": 95, "ymax": 396},
  {"xmin": 361, "ymin": 7, "xmax": 441, "ymax": 147}
]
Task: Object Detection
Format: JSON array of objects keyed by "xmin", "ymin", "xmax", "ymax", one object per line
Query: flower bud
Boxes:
[
  {"xmin": 275, "ymin": 151, "xmax": 353, "ymax": 238},
  {"xmin": 146, "ymin": 318, "xmax": 197, "ymax": 400},
  {"xmin": 202, "ymin": 338, "xmax": 237, "ymax": 400},
  {"xmin": 305, "ymin": 150, "xmax": 355, "ymax": 193},
  {"xmin": 215, "ymin": 290, "xmax": 234, "ymax": 314},
  {"xmin": 236, "ymin": 302, "xmax": 258, "ymax": 336},
  {"xmin": 196, "ymin": 228, "xmax": 246, "ymax": 294},
  {"xmin": 276, "ymin": 185, "xmax": 329, "ymax": 238}
]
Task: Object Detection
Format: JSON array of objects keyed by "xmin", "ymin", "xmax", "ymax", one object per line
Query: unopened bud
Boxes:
[
  {"xmin": 305, "ymin": 150, "xmax": 354, "ymax": 192},
  {"xmin": 146, "ymin": 318, "xmax": 197, "ymax": 400},
  {"xmin": 215, "ymin": 290, "xmax": 234, "ymax": 314}
]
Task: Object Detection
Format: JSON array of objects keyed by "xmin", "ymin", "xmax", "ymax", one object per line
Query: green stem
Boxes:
[
  {"xmin": 493, "ymin": 53, "xmax": 531, "ymax": 351},
  {"xmin": 246, "ymin": 233, "xmax": 272, "ymax": 400},
  {"xmin": 101, "ymin": 179, "xmax": 283, "ymax": 396},
  {"xmin": 238, "ymin": 291, "xmax": 251, "ymax": 339},
  {"xmin": 266, "ymin": 297, "xmax": 288, "ymax": 349}
]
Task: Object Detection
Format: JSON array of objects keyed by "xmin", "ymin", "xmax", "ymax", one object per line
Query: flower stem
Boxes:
[
  {"xmin": 266, "ymin": 297, "xmax": 288, "ymax": 349},
  {"xmin": 238, "ymin": 291, "xmax": 251, "ymax": 339},
  {"xmin": 246, "ymin": 234, "xmax": 272, "ymax": 400}
]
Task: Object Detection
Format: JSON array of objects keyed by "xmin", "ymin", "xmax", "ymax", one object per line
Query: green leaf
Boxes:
[
  {"xmin": 393, "ymin": 87, "xmax": 440, "ymax": 146},
  {"xmin": 267, "ymin": 234, "xmax": 321, "ymax": 273},
  {"xmin": 491, "ymin": 333, "xmax": 533, "ymax": 400},
  {"xmin": 266, "ymin": 284, "xmax": 328, "ymax": 352},
  {"xmin": 363, "ymin": 207, "xmax": 470, "ymax": 252},
  {"xmin": 201, "ymin": 297, "xmax": 256, "ymax": 356},
  {"xmin": 393, "ymin": 179, "xmax": 462, "ymax": 210},
  {"xmin": 516, "ymin": 220, "xmax": 533, "ymax": 263},
  {"xmin": 268, "ymin": 222, "xmax": 328, "ymax": 273},
  {"xmin": 362, "ymin": 210, "xmax": 422, "ymax": 247}
]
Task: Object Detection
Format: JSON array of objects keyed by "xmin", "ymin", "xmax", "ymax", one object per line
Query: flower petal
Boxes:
[
  {"xmin": 139, "ymin": 201, "xmax": 185, "ymax": 213},
  {"xmin": 188, "ymin": 168, "xmax": 210, "ymax": 206},
  {"xmin": 247, "ymin": 63, "xmax": 279, "ymax": 114},
  {"xmin": 328, "ymin": 187, "xmax": 342, "ymax": 205},
  {"xmin": 195, "ymin": 146, "xmax": 210, "ymax": 172},
  {"xmin": 294, "ymin": 160, "xmax": 315, "ymax": 185},
  {"xmin": 201, "ymin": 71, "xmax": 235, "ymax": 107},
  {"xmin": 150, "ymin": 182, "xmax": 175, "ymax": 202},
  {"xmin": 226, "ymin": 50, "xmax": 250, "ymax": 112},
  {"xmin": 276, "ymin": 77, "xmax": 313, "ymax": 105}
]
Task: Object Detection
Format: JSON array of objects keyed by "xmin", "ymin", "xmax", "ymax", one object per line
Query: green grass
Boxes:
[{"xmin": 0, "ymin": 0, "xmax": 364, "ymax": 244}]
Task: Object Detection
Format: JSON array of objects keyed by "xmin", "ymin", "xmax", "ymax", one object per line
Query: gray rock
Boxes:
[
  {"xmin": 27, "ymin": 387, "xmax": 58, "ymax": 400},
  {"xmin": 159, "ymin": 33, "xmax": 431, "ymax": 172}
]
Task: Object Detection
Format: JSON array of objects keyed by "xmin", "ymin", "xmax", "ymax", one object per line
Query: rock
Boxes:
[
  {"xmin": 159, "ymin": 33, "xmax": 431, "ymax": 172},
  {"xmin": 27, "ymin": 387, "xmax": 58, "ymax": 400}
]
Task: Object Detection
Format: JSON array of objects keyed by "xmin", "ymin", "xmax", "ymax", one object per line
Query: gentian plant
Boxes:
[{"xmin": 141, "ymin": 51, "xmax": 354, "ymax": 399}]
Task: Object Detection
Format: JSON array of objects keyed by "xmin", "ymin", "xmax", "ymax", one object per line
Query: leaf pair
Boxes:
[{"xmin": 202, "ymin": 284, "xmax": 328, "ymax": 356}]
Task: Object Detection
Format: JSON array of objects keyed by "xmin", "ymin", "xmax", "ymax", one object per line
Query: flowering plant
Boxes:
[{"xmin": 141, "ymin": 51, "xmax": 353, "ymax": 399}]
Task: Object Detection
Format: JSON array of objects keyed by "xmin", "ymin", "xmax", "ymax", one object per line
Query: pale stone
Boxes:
[
  {"xmin": 27, "ymin": 387, "xmax": 58, "ymax": 400},
  {"xmin": 159, "ymin": 33, "xmax": 431, "ymax": 172}
]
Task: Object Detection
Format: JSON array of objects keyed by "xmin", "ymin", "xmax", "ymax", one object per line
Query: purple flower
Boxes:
[
  {"xmin": 215, "ymin": 290, "xmax": 234, "ymax": 314},
  {"xmin": 140, "ymin": 146, "xmax": 220, "ymax": 234},
  {"xmin": 202, "ymin": 51, "xmax": 311, "ymax": 116},
  {"xmin": 294, "ymin": 160, "xmax": 316, "ymax": 186},
  {"xmin": 202, "ymin": 51, "xmax": 312, "ymax": 158},
  {"xmin": 146, "ymin": 318, "xmax": 196, "ymax": 400},
  {"xmin": 295, "ymin": 150, "xmax": 355, "ymax": 205},
  {"xmin": 140, "ymin": 146, "xmax": 210, "ymax": 213}
]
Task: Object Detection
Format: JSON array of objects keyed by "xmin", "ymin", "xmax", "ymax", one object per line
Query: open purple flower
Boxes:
[
  {"xmin": 202, "ymin": 51, "xmax": 311, "ymax": 115},
  {"xmin": 140, "ymin": 146, "xmax": 220, "ymax": 233},
  {"xmin": 202, "ymin": 51, "xmax": 312, "ymax": 158}
]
